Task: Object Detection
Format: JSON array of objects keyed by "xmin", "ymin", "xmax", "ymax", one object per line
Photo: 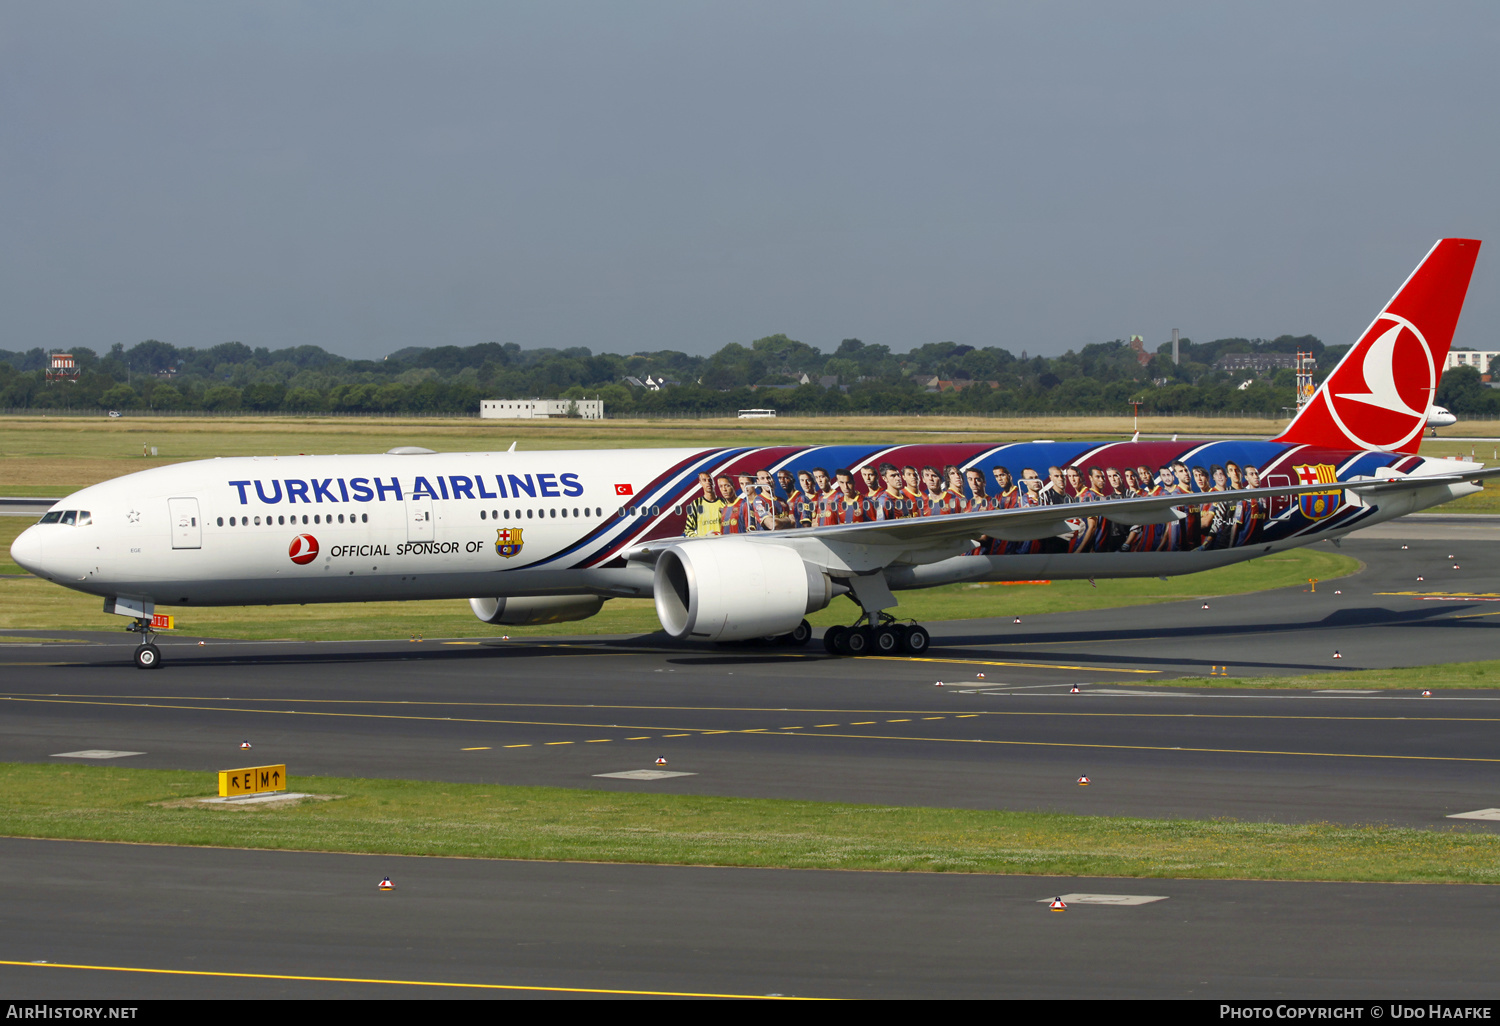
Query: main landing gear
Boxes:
[
  {"xmin": 126, "ymin": 617, "xmax": 162, "ymax": 670},
  {"xmin": 822, "ymin": 613, "xmax": 930, "ymax": 657}
]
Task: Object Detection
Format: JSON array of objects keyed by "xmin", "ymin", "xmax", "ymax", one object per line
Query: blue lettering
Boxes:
[
  {"xmin": 508, "ymin": 474, "xmax": 537, "ymax": 498},
  {"xmin": 560, "ymin": 473, "xmax": 583, "ymax": 497},
  {"xmin": 438, "ymin": 476, "xmax": 449, "ymax": 499},
  {"xmin": 285, "ymin": 480, "xmax": 311, "ymax": 504},
  {"xmin": 494, "ymin": 475, "xmax": 508, "ymax": 498},
  {"xmin": 537, "ymin": 473, "xmax": 560, "ymax": 497},
  {"xmin": 450, "ymin": 476, "xmax": 476, "ymax": 500},
  {"xmin": 254, "ymin": 480, "xmax": 283, "ymax": 504},
  {"xmin": 337, "ymin": 478, "xmax": 349, "ymax": 502},
  {"xmin": 412, "ymin": 476, "xmax": 439, "ymax": 500},
  {"xmin": 312, "ymin": 479, "xmax": 338, "ymax": 503},
  {"xmin": 375, "ymin": 477, "xmax": 402, "ymax": 501},
  {"xmin": 476, "ymin": 475, "xmax": 497, "ymax": 499},
  {"xmin": 350, "ymin": 478, "xmax": 375, "ymax": 502},
  {"xmin": 229, "ymin": 480, "xmax": 252, "ymax": 504}
]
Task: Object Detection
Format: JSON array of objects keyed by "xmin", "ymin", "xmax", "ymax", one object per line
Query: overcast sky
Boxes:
[{"xmin": 3, "ymin": 1, "xmax": 1497, "ymax": 360}]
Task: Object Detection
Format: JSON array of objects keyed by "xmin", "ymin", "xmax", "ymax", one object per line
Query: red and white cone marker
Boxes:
[
  {"xmin": 1077, "ymin": 775, "xmax": 1090, "ymax": 786},
  {"xmin": 1454, "ymin": 565, "xmax": 1461, "ymax": 570},
  {"xmin": 1421, "ymin": 690, "xmax": 1433, "ymax": 697},
  {"xmin": 1049, "ymin": 897, "xmax": 1067, "ymax": 911},
  {"xmin": 1013, "ymin": 617, "xmax": 1022, "ymax": 624},
  {"xmin": 935, "ymin": 681, "xmax": 945, "ymax": 687},
  {"xmin": 378, "ymin": 877, "xmax": 394, "ymax": 891},
  {"xmin": 976, "ymin": 673, "xmax": 985, "ymax": 679},
  {"xmin": 501, "ymin": 635, "xmax": 510, "ymax": 640},
  {"xmin": 1069, "ymin": 685, "xmax": 1081, "ymax": 693},
  {"xmin": 1202, "ymin": 603, "xmax": 1210, "ymax": 610},
  {"xmin": 1417, "ymin": 576, "xmax": 1424, "ymax": 582},
  {"xmin": 1332, "ymin": 651, "xmax": 1342, "ymax": 659},
  {"xmin": 1401, "ymin": 545, "xmax": 1408, "ymax": 550},
  {"xmin": 1449, "ymin": 555, "xmax": 1455, "ymax": 559},
  {"xmin": 654, "ymin": 757, "xmax": 667, "ymax": 766},
  {"xmin": 239, "ymin": 741, "xmax": 252, "ymax": 750}
]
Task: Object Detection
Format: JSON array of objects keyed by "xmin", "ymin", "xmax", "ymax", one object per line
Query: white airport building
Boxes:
[
  {"xmin": 480, "ymin": 398, "xmax": 603, "ymax": 420},
  {"xmin": 1446, "ymin": 350, "xmax": 1500, "ymax": 372}
]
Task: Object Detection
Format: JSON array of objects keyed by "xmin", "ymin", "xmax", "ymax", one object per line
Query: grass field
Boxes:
[
  {"xmin": 2, "ymin": 763, "xmax": 1495, "ymax": 883},
  {"xmin": 1174, "ymin": 659, "xmax": 1500, "ymax": 690},
  {"xmin": 0, "ymin": 507, "xmax": 1358, "ymax": 638}
]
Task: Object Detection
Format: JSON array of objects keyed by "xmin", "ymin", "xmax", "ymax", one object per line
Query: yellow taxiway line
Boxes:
[{"xmin": 0, "ymin": 959, "xmax": 818, "ymax": 999}]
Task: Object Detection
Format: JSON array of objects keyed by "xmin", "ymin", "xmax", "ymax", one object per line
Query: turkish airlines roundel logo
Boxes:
[
  {"xmin": 1326, "ymin": 313, "xmax": 1434, "ymax": 452},
  {"xmin": 288, "ymin": 534, "xmax": 319, "ymax": 565}
]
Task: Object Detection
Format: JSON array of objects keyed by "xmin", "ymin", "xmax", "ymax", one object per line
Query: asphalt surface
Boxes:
[
  {"xmin": 3, "ymin": 533, "xmax": 1500, "ymax": 998},
  {"xmin": 3, "ymin": 837, "xmax": 1499, "ymax": 999},
  {"xmin": 3, "ymin": 537, "xmax": 1499, "ymax": 829}
]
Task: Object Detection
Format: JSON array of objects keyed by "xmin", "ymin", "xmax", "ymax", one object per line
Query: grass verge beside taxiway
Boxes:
[
  {"xmin": 1173, "ymin": 659, "xmax": 1500, "ymax": 690},
  {"xmin": 1, "ymin": 763, "xmax": 1495, "ymax": 884}
]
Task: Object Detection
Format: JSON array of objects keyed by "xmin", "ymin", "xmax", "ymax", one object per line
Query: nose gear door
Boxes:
[{"xmin": 167, "ymin": 497, "xmax": 202, "ymax": 549}]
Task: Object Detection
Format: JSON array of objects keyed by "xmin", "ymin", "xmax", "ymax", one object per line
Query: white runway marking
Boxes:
[
  {"xmin": 49, "ymin": 750, "xmax": 144, "ymax": 759},
  {"xmin": 1446, "ymin": 808, "xmax": 1500, "ymax": 821},
  {"xmin": 1036, "ymin": 893, "xmax": 1169, "ymax": 906},
  {"xmin": 594, "ymin": 769, "xmax": 697, "ymax": 780}
]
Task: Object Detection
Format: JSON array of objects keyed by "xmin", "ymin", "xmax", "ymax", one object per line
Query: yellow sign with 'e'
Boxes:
[{"xmin": 218, "ymin": 764, "xmax": 287, "ymax": 797}]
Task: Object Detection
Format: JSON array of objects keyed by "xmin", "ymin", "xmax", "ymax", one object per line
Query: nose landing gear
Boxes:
[{"xmin": 125, "ymin": 616, "xmax": 164, "ymax": 670}]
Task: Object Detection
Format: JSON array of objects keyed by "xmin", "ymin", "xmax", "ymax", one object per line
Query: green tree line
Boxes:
[{"xmin": 13, "ymin": 330, "xmax": 1481, "ymax": 417}]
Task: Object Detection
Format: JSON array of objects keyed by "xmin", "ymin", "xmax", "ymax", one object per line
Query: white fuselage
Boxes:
[{"xmin": 9, "ymin": 445, "xmax": 1480, "ymax": 620}]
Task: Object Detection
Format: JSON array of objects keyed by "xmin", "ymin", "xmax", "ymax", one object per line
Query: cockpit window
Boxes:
[
  {"xmin": 60, "ymin": 511, "xmax": 77, "ymax": 526},
  {"xmin": 39, "ymin": 511, "xmax": 62, "ymax": 524},
  {"xmin": 76, "ymin": 511, "xmax": 91, "ymax": 526}
]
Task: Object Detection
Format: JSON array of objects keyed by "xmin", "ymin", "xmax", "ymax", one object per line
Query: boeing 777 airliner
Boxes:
[{"xmin": 10, "ymin": 239, "xmax": 1491, "ymax": 667}]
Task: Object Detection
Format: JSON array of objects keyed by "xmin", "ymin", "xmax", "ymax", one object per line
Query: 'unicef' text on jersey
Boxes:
[{"xmin": 226, "ymin": 473, "xmax": 585, "ymax": 505}]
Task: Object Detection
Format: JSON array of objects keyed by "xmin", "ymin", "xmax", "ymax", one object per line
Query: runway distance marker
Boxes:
[{"xmin": 0, "ymin": 960, "xmax": 815, "ymax": 1000}]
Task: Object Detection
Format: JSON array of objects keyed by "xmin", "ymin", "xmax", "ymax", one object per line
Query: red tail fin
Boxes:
[{"xmin": 1273, "ymin": 238, "xmax": 1482, "ymax": 454}]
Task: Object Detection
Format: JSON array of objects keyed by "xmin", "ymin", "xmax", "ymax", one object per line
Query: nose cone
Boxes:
[{"xmin": 9, "ymin": 525, "xmax": 47, "ymax": 577}]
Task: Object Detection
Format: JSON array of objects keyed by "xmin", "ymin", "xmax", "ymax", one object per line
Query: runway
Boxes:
[
  {"xmin": 3, "ymin": 837, "xmax": 1499, "ymax": 999},
  {"xmin": 4, "ymin": 535, "xmax": 1500, "ymax": 998},
  {"xmin": 2, "ymin": 538, "xmax": 1499, "ymax": 830}
]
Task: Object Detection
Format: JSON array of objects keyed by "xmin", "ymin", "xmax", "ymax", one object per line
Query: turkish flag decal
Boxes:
[{"xmin": 614, "ymin": 483, "xmax": 634, "ymax": 496}]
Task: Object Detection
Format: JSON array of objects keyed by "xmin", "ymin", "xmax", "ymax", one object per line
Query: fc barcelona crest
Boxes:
[
  {"xmin": 495, "ymin": 527, "xmax": 524, "ymax": 557},
  {"xmin": 1294, "ymin": 464, "xmax": 1342, "ymax": 520}
]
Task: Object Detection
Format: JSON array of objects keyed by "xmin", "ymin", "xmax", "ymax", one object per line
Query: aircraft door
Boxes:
[
  {"xmin": 407, "ymin": 495, "xmax": 434, "ymax": 541},
  {"xmin": 168, "ymin": 497, "xmax": 202, "ymax": 549}
]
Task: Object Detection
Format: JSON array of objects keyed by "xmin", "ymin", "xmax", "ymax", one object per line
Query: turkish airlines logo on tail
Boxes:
[
  {"xmin": 288, "ymin": 534, "xmax": 319, "ymax": 565},
  {"xmin": 1325, "ymin": 314, "xmax": 1434, "ymax": 452}
]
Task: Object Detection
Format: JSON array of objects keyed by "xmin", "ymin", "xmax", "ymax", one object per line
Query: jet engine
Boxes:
[
  {"xmin": 652, "ymin": 539, "xmax": 834, "ymax": 642},
  {"xmin": 469, "ymin": 595, "xmax": 605, "ymax": 626}
]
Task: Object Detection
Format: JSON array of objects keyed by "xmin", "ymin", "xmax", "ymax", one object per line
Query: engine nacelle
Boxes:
[
  {"xmin": 469, "ymin": 595, "xmax": 605, "ymax": 626},
  {"xmin": 653, "ymin": 539, "xmax": 833, "ymax": 642}
]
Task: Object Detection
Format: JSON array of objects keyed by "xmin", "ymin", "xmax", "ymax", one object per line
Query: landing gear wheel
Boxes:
[
  {"xmin": 785, "ymin": 619, "xmax": 812, "ymax": 647},
  {"xmin": 873, "ymin": 627, "xmax": 901, "ymax": 654},
  {"xmin": 134, "ymin": 644, "xmax": 161, "ymax": 670},
  {"xmin": 845, "ymin": 629, "xmax": 871, "ymax": 656},
  {"xmin": 824, "ymin": 626, "xmax": 848, "ymax": 655},
  {"xmin": 902, "ymin": 625, "xmax": 930, "ymax": 655}
]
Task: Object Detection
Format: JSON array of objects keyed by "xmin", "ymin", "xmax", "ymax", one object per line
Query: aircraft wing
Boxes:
[
  {"xmin": 778, "ymin": 467, "xmax": 1500, "ymax": 547},
  {"xmin": 625, "ymin": 467, "xmax": 1499, "ymax": 554}
]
